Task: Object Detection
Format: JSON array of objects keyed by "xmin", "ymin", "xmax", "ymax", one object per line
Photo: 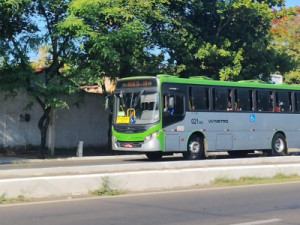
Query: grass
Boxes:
[
  {"xmin": 212, "ymin": 173, "xmax": 300, "ymax": 186},
  {"xmin": 90, "ymin": 177, "xmax": 122, "ymax": 196},
  {"xmin": 0, "ymin": 193, "xmax": 26, "ymax": 203}
]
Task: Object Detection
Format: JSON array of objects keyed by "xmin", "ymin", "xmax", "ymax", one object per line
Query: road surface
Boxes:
[
  {"xmin": 1, "ymin": 182, "xmax": 300, "ymax": 225},
  {"xmin": 1, "ymin": 149, "xmax": 300, "ymax": 171}
]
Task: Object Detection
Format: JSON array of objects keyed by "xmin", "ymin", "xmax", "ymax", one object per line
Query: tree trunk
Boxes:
[{"xmin": 38, "ymin": 106, "xmax": 51, "ymax": 158}]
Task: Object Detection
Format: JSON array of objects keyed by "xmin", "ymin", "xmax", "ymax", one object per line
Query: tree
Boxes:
[
  {"xmin": 270, "ymin": 6, "xmax": 300, "ymax": 83},
  {"xmin": 0, "ymin": 0, "xmax": 37, "ymax": 91},
  {"xmin": 61, "ymin": 0, "xmax": 287, "ymax": 83},
  {"xmin": 59, "ymin": 0, "xmax": 168, "ymax": 82},
  {"xmin": 151, "ymin": 0, "xmax": 285, "ymax": 80},
  {"xmin": 0, "ymin": 0, "xmax": 79, "ymax": 157}
]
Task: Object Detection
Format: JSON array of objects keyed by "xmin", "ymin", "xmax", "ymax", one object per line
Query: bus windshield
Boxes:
[{"xmin": 114, "ymin": 91, "xmax": 160, "ymax": 124}]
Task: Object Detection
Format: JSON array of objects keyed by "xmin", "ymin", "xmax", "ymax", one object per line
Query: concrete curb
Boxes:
[
  {"xmin": 1, "ymin": 157, "xmax": 300, "ymax": 199},
  {"xmin": 2, "ymin": 155, "xmax": 300, "ymax": 179}
]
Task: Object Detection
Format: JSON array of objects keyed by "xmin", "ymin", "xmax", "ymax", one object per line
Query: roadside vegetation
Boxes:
[
  {"xmin": 212, "ymin": 173, "xmax": 300, "ymax": 187},
  {"xmin": 90, "ymin": 178, "xmax": 123, "ymax": 196},
  {"xmin": 0, "ymin": 193, "xmax": 26, "ymax": 204}
]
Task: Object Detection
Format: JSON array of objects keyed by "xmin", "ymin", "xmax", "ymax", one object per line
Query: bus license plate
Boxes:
[{"xmin": 124, "ymin": 143, "xmax": 133, "ymax": 148}]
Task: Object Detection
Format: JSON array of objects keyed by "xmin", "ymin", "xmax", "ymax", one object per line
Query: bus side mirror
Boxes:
[{"xmin": 105, "ymin": 94, "xmax": 113, "ymax": 114}]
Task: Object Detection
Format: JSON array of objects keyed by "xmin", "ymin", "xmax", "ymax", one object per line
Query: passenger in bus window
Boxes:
[
  {"xmin": 227, "ymin": 101, "xmax": 233, "ymax": 111},
  {"xmin": 234, "ymin": 102, "xmax": 239, "ymax": 111},
  {"xmin": 167, "ymin": 96, "xmax": 175, "ymax": 115},
  {"xmin": 270, "ymin": 92, "xmax": 274, "ymax": 111},
  {"xmin": 163, "ymin": 96, "xmax": 168, "ymax": 113},
  {"xmin": 227, "ymin": 90, "xmax": 233, "ymax": 111},
  {"xmin": 278, "ymin": 102, "xmax": 283, "ymax": 112},
  {"xmin": 188, "ymin": 97, "xmax": 195, "ymax": 110}
]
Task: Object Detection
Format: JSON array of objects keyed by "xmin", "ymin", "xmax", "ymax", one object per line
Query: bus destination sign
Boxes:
[{"xmin": 118, "ymin": 79, "xmax": 157, "ymax": 88}]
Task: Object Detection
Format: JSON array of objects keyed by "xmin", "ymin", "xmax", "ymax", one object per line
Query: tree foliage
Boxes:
[
  {"xmin": 151, "ymin": 0, "xmax": 285, "ymax": 80},
  {"xmin": 270, "ymin": 6, "xmax": 300, "ymax": 83},
  {"xmin": 59, "ymin": 0, "xmax": 168, "ymax": 81},
  {"xmin": 0, "ymin": 0, "xmax": 37, "ymax": 93},
  {"xmin": 59, "ymin": 0, "xmax": 288, "ymax": 82}
]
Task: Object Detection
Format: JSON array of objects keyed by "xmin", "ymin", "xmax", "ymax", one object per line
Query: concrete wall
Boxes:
[
  {"xmin": 0, "ymin": 92, "xmax": 109, "ymax": 152},
  {"xmin": 0, "ymin": 93, "xmax": 41, "ymax": 149},
  {"xmin": 53, "ymin": 93, "xmax": 109, "ymax": 149}
]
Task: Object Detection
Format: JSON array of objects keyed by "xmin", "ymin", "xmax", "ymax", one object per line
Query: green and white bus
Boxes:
[{"xmin": 106, "ymin": 74, "xmax": 300, "ymax": 160}]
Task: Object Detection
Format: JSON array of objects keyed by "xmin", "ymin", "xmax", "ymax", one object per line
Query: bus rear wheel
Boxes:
[
  {"xmin": 146, "ymin": 152, "xmax": 163, "ymax": 161},
  {"xmin": 271, "ymin": 133, "xmax": 288, "ymax": 156},
  {"xmin": 183, "ymin": 135, "xmax": 205, "ymax": 160}
]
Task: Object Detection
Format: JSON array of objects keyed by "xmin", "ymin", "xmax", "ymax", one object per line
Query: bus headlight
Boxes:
[{"xmin": 144, "ymin": 131, "xmax": 158, "ymax": 143}]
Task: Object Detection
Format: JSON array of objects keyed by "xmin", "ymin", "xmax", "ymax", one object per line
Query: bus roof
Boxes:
[
  {"xmin": 118, "ymin": 74, "xmax": 300, "ymax": 91},
  {"xmin": 156, "ymin": 74, "xmax": 300, "ymax": 91}
]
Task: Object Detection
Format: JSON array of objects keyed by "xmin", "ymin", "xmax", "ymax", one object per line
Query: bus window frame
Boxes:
[
  {"xmin": 187, "ymin": 85, "xmax": 210, "ymax": 111},
  {"xmin": 213, "ymin": 87, "xmax": 230, "ymax": 111}
]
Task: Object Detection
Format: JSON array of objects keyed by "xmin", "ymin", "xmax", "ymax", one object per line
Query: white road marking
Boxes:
[{"xmin": 231, "ymin": 218, "xmax": 282, "ymax": 225}]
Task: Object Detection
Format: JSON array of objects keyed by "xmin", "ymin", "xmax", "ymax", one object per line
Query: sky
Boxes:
[{"xmin": 285, "ymin": 0, "xmax": 299, "ymax": 7}]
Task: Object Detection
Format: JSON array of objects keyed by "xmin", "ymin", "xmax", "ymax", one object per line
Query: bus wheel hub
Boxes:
[{"xmin": 190, "ymin": 141, "xmax": 200, "ymax": 153}]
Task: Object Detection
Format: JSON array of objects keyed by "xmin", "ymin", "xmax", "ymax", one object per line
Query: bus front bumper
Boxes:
[{"xmin": 112, "ymin": 137, "xmax": 161, "ymax": 152}]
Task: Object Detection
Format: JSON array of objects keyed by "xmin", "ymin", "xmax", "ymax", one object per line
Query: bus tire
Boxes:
[
  {"xmin": 146, "ymin": 151, "xmax": 163, "ymax": 161},
  {"xmin": 271, "ymin": 133, "xmax": 288, "ymax": 156},
  {"xmin": 183, "ymin": 135, "xmax": 205, "ymax": 160}
]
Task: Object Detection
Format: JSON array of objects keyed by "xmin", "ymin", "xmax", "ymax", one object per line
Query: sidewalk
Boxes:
[{"xmin": 0, "ymin": 148, "xmax": 122, "ymax": 165}]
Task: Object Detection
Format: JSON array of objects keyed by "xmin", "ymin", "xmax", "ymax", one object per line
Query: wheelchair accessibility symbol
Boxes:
[{"xmin": 249, "ymin": 114, "xmax": 255, "ymax": 123}]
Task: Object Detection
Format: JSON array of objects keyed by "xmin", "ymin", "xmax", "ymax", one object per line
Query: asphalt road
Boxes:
[
  {"xmin": 1, "ymin": 182, "xmax": 300, "ymax": 225},
  {"xmin": 1, "ymin": 149, "xmax": 300, "ymax": 171}
]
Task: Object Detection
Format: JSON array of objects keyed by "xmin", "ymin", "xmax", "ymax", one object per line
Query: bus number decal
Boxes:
[{"xmin": 191, "ymin": 118, "xmax": 203, "ymax": 125}]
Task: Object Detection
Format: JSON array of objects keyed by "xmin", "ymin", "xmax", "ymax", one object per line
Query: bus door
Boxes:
[{"xmin": 162, "ymin": 93, "xmax": 186, "ymax": 152}]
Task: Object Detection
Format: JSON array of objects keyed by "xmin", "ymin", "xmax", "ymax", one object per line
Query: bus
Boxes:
[{"xmin": 106, "ymin": 74, "xmax": 300, "ymax": 160}]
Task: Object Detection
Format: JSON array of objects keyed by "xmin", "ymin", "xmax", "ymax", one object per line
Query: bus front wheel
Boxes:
[
  {"xmin": 183, "ymin": 135, "xmax": 205, "ymax": 160},
  {"xmin": 271, "ymin": 133, "xmax": 288, "ymax": 156}
]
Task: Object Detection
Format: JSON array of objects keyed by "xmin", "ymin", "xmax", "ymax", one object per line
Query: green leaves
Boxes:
[
  {"xmin": 163, "ymin": 1, "xmax": 289, "ymax": 79},
  {"xmin": 61, "ymin": 0, "xmax": 169, "ymax": 79},
  {"xmin": 2, "ymin": 0, "xmax": 297, "ymax": 100},
  {"xmin": 270, "ymin": 6, "xmax": 300, "ymax": 83}
]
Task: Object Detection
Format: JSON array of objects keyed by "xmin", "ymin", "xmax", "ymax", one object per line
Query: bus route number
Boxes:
[{"xmin": 191, "ymin": 118, "xmax": 203, "ymax": 125}]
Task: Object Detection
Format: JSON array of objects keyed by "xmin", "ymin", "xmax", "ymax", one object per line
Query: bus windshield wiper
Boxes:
[
  {"xmin": 119, "ymin": 91, "xmax": 126, "ymax": 109},
  {"xmin": 134, "ymin": 90, "xmax": 144, "ymax": 108}
]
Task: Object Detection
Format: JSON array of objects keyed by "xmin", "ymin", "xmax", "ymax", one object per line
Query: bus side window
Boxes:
[
  {"xmin": 249, "ymin": 90, "xmax": 254, "ymax": 111},
  {"xmin": 257, "ymin": 90, "xmax": 271, "ymax": 112},
  {"xmin": 162, "ymin": 93, "xmax": 185, "ymax": 127},
  {"xmin": 163, "ymin": 94, "xmax": 184, "ymax": 115},
  {"xmin": 277, "ymin": 92, "xmax": 291, "ymax": 112},
  {"xmin": 295, "ymin": 92, "xmax": 300, "ymax": 112},
  {"xmin": 214, "ymin": 88, "xmax": 229, "ymax": 111},
  {"xmin": 235, "ymin": 89, "xmax": 252, "ymax": 111},
  {"xmin": 188, "ymin": 86, "xmax": 209, "ymax": 110},
  {"xmin": 289, "ymin": 92, "xmax": 292, "ymax": 112}
]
